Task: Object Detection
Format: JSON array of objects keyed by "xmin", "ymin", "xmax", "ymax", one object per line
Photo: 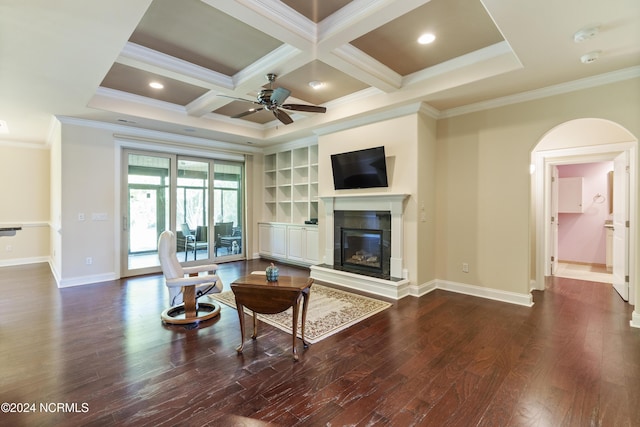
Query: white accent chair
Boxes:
[{"xmin": 158, "ymin": 230, "xmax": 223, "ymax": 325}]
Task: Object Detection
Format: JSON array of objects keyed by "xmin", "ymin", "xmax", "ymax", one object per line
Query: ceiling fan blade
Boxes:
[
  {"xmin": 271, "ymin": 87, "xmax": 291, "ymax": 106},
  {"xmin": 281, "ymin": 104, "xmax": 327, "ymax": 114},
  {"xmin": 217, "ymin": 94, "xmax": 260, "ymax": 105},
  {"xmin": 272, "ymin": 108, "xmax": 293, "ymax": 125},
  {"xmin": 232, "ymin": 107, "xmax": 263, "ymax": 119}
]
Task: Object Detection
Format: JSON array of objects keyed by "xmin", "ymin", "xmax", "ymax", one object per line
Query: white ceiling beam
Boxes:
[
  {"xmin": 322, "ymin": 45, "xmax": 402, "ymax": 92},
  {"xmin": 317, "ymin": 0, "xmax": 433, "ymax": 52},
  {"xmin": 201, "ymin": 0, "xmax": 316, "ymax": 51},
  {"xmin": 117, "ymin": 42, "xmax": 234, "ymax": 90}
]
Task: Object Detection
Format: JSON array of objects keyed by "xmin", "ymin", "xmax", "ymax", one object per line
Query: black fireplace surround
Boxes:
[{"xmin": 334, "ymin": 210, "xmax": 391, "ymax": 278}]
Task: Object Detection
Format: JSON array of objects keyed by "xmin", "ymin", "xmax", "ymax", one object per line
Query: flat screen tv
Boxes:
[{"xmin": 331, "ymin": 146, "xmax": 388, "ymax": 190}]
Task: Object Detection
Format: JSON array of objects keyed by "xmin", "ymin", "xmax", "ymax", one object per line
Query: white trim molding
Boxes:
[
  {"xmin": 631, "ymin": 311, "xmax": 640, "ymax": 329},
  {"xmin": 317, "ymin": 193, "xmax": 410, "ymax": 279},
  {"xmin": 56, "ymin": 272, "xmax": 119, "ymax": 288},
  {"xmin": 436, "ymin": 280, "xmax": 534, "ymax": 307},
  {"xmin": 310, "ymin": 264, "xmax": 410, "ymax": 300}
]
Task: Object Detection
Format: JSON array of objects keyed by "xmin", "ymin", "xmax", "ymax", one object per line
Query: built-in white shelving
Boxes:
[{"xmin": 263, "ymin": 144, "xmax": 318, "ymax": 224}]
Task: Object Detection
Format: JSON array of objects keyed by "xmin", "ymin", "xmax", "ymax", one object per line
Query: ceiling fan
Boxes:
[{"xmin": 219, "ymin": 73, "xmax": 327, "ymax": 125}]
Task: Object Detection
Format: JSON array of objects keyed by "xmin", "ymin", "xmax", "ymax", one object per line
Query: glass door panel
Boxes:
[
  {"xmin": 177, "ymin": 159, "xmax": 210, "ymax": 262},
  {"xmin": 213, "ymin": 161, "xmax": 244, "ymax": 259},
  {"xmin": 125, "ymin": 153, "xmax": 170, "ymax": 272}
]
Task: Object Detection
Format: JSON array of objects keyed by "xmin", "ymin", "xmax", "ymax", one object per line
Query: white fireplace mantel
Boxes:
[{"xmin": 311, "ymin": 193, "xmax": 410, "ymax": 299}]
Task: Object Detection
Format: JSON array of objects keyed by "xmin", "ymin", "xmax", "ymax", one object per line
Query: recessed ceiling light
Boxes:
[
  {"xmin": 417, "ymin": 33, "xmax": 436, "ymax": 44},
  {"xmin": 149, "ymin": 81, "xmax": 164, "ymax": 89},
  {"xmin": 308, "ymin": 80, "xmax": 324, "ymax": 89}
]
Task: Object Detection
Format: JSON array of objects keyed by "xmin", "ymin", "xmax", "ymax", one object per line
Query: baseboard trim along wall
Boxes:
[
  {"xmin": 631, "ymin": 310, "xmax": 640, "ymax": 329},
  {"xmin": 0, "ymin": 256, "xmax": 49, "ymax": 268},
  {"xmin": 57, "ymin": 272, "xmax": 120, "ymax": 288},
  {"xmin": 434, "ymin": 279, "xmax": 535, "ymax": 307}
]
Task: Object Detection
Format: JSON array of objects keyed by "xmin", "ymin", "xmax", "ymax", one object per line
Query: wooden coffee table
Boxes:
[{"xmin": 231, "ymin": 274, "xmax": 313, "ymax": 361}]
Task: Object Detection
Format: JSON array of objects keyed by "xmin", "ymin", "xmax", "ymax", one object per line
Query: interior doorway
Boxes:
[
  {"xmin": 531, "ymin": 118, "xmax": 637, "ymax": 304},
  {"xmin": 552, "ymin": 161, "xmax": 614, "ymax": 284}
]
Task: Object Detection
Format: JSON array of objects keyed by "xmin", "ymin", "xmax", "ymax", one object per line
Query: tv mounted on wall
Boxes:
[{"xmin": 331, "ymin": 146, "xmax": 389, "ymax": 190}]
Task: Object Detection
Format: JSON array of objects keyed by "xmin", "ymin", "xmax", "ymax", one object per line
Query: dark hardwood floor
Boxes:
[{"xmin": 1, "ymin": 260, "xmax": 638, "ymax": 426}]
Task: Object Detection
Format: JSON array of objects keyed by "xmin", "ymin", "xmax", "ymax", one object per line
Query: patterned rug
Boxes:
[{"xmin": 209, "ymin": 284, "xmax": 392, "ymax": 344}]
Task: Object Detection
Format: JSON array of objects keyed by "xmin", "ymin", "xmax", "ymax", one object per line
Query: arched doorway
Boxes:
[{"xmin": 531, "ymin": 118, "xmax": 637, "ymax": 306}]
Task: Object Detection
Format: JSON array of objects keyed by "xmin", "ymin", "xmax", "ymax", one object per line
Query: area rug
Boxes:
[{"xmin": 209, "ymin": 284, "xmax": 392, "ymax": 343}]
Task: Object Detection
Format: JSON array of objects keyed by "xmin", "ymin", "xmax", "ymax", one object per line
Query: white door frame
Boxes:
[{"xmin": 532, "ymin": 141, "xmax": 637, "ymax": 305}]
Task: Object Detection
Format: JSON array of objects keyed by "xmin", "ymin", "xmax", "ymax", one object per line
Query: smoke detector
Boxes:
[
  {"xmin": 580, "ymin": 50, "xmax": 601, "ymax": 64},
  {"xmin": 574, "ymin": 26, "xmax": 599, "ymax": 43}
]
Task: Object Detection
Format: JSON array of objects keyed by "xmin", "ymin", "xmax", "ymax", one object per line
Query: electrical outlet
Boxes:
[
  {"xmin": 5, "ymin": 245, "xmax": 12, "ymax": 252},
  {"xmin": 462, "ymin": 262, "xmax": 469, "ymax": 273},
  {"xmin": 85, "ymin": 257, "xmax": 93, "ymax": 265}
]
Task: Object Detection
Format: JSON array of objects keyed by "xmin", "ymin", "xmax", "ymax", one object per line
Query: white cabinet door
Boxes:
[
  {"xmin": 304, "ymin": 228, "xmax": 319, "ymax": 264},
  {"xmin": 258, "ymin": 223, "xmax": 287, "ymax": 258},
  {"xmin": 558, "ymin": 177, "xmax": 584, "ymax": 213},
  {"xmin": 258, "ymin": 224, "xmax": 272, "ymax": 254},
  {"xmin": 271, "ymin": 225, "xmax": 287, "ymax": 258},
  {"xmin": 259, "ymin": 223, "xmax": 318, "ymax": 265},
  {"xmin": 287, "ymin": 226, "xmax": 305, "ymax": 261}
]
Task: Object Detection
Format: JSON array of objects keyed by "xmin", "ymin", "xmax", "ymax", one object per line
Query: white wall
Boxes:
[
  {"xmin": 58, "ymin": 124, "xmax": 118, "ymax": 285},
  {"xmin": 317, "ymin": 113, "xmax": 434, "ymax": 286},
  {"xmin": 437, "ymin": 78, "xmax": 640, "ymax": 304},
  {"xmin": 53, "ymin": 120, "xmax": 262, "ymax": 286},
  {"xmin": 0, "ymin": 143, "xmax": 50, "ymax": 266}
]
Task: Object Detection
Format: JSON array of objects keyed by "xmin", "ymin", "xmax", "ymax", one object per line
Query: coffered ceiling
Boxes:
[{"xmin": 1, "ymin": 0, "xmax": 639, "ymax": 147}]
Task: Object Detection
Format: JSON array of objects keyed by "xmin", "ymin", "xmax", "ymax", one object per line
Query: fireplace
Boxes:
[
  {"xmin": 341, "ymin": 228, "xmax": 383, "ymax": 274},
  {"xmin": 333, "ymin": 210, "xmax": 391, "ymax": 278},
  {"xmin": 312, "ymin": 193, "xmax": 410, "ymax": 299}
]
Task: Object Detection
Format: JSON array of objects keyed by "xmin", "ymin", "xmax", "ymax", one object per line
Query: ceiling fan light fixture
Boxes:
[
  {"xmin": 417, "ymin": 33, "xmax": 436, "ymax": 45},
  {"xmin": 221, "ymin": 73, "xmax": 327, "ymax": 125},
  {"xmin": 149, "ymin": 81, "xmax": 164, "ymax": 89},
  {"xmin": 308, "ymin": 80, "xmax": 324, "ymax": 89}
]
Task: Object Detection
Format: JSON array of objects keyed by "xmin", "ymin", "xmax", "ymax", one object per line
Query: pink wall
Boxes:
[{"xmin": 558, "ymin": 162, "xmax": 612, "ymax": 264}]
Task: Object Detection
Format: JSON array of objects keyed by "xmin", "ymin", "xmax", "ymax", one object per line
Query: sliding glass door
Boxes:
[
  {"xmin": 122, "ymin": 149, "xmax": 244, "ymax": 277},
  {"xmin": 213, "ymin": 161, "xmax": 244, "ymax": 258},
  {"xmin": 176, "ymin": 158, "xmax": 210, "ymax": 262},
  {"xmin": 125, "ymin": 152, "xmax": 170, "ymax": 272}
]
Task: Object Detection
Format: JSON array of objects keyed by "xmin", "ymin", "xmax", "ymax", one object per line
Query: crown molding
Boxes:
[
  {"xmin": 440, "ymin": 66, "xmax": 640, "ymax": 119},
  {"xmin": 55, "ymin": 116, "xmax": 263, "ymax": 155},
  {"xmin": 313, "ymin": 101, "xmax": 427, "ymax": 136},
  {"xmin": 0, "ymin": 140, "xmax": 50, "ymax": 150}
]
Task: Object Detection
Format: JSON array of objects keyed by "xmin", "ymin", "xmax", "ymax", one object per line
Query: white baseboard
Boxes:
[
  {"xmin": 631, "ymin": 310, "xmax": 640, "ymax": 329},
  {"xmin": 409, "ymin": 279, "xmax": 437, "ymax": 297},
  {"xmin": 57, "ymin": 272, "xmax": 119, "ymax": 288},
  {"xmin": 436, "ymin": 279, "xmax": 534, "ymax": 307},
  {"xmin": 0, "ymin": 256, "xmax": 49, "ymax": 267}
]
